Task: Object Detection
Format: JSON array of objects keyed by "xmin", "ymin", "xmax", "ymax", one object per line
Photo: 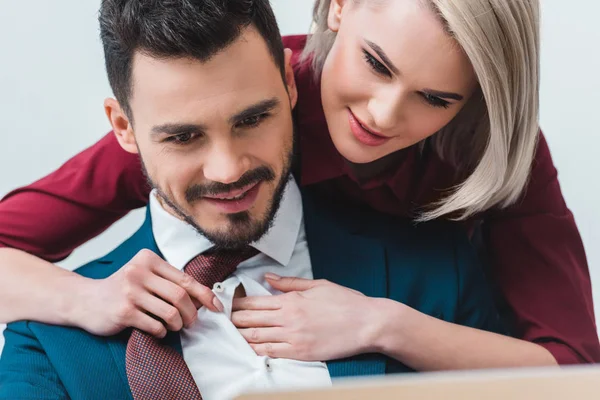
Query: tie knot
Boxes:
[{"xmin": 184, "ymin": 246, "xmax": 258, "ymax": 288}]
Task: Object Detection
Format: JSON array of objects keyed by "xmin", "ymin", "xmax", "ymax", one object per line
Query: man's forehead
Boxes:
[
  {"xmin": 131, "ymin": 26, "xmax": 281, "ymax": 88},
  {"xmin": 129, "ymin": 33, "xmax": 285, "ymax": 122}
]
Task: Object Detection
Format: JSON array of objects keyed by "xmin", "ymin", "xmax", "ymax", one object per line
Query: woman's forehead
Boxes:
[{"xmin": 348, "ymin": 0, "xmax": 475, "ymax": 91}]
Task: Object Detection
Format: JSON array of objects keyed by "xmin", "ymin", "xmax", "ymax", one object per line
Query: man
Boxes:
[{"xmin": 0, "ymin": 0, "xmax": 502, "ymax": 399}]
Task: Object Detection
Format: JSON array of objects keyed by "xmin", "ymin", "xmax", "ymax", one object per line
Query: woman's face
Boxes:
[{"xmin": 321, "ymin": 0, "xmax": 478, "ymax": 163}]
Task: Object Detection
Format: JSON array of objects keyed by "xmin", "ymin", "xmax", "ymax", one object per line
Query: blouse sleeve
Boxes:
[
  {"xmin": 0, "ymin": 133, "xmax": 150, "ymax": 262},
  {"xmin": 483, "ymin": 132, "xmax": 600, "ymax": 364}
]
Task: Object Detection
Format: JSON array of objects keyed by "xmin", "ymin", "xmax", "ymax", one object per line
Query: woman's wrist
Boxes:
[
  {"xmin": 0, "ymin": 248, "xmax": 92, "ymax": 326},
  {"xmin": 59, "ymin": 272, "xmax": 96, "ymax": 327},
  {"xmin": 359, "ymin": 297, "xmax": 412, "ymax": 355}
]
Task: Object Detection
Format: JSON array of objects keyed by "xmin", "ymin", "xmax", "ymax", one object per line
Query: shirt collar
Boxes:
[{"xmin": 149, "ymin": 178, "xmax": 303, "ymax": 270}]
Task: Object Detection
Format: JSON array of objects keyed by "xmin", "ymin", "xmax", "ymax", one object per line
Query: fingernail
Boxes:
[
  {"xmin": 213, "ymin": 296, "xmax": 224, "ymax": 312},
  {"xmin": 265, "ymin": 273, "xmax": 281, "ymax": 281}
]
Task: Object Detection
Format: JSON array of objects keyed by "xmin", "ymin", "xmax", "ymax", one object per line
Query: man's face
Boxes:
[{"xmin": 111, "ymin": 27, "xmax": 298, "ymax": 248}]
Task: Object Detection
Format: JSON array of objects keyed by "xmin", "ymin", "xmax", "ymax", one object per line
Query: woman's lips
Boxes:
[{"xmin": 348, "ymin": 110, "xmax": 391, "ymax": 147}]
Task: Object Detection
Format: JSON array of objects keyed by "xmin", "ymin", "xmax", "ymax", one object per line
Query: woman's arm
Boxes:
[
  {"xmin": 231, "ymin": 277, "xmax": 558, "ymax": 369},
  {"xmin": 0, "ymin": 133, "xmax": 148, "ymax": 262},
  {"xmin": 483, "ymin": 133, "xmax": 600, "ymax": 364},
  {"xmin": 0, "ymin": 249, "xmax": 86, "ymax": 326},
  {"xmin": 372, "ymin": 298, "xmax": 557, "ymax": 370},
  {"xmin": 369, "ymin": 218, "xmax": 554, "ymax": 371},
  {"xmin": 0, "ymin": 248, "xmax": 222, "ymax": 337},
  {"xmin": 0, "ymin": 133, "xmax": 147, "ymax": 325},
  {"xmin": 0, "ymin": 134, "xmax": 223, "ymax": 333}
]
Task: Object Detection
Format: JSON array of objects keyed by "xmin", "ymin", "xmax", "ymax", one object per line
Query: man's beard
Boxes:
[{"xmin": 141, "ymin": 143, "xmax": 295, "ymax": 250}]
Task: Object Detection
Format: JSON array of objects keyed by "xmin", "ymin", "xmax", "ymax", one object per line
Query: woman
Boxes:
[{"xmin": 0, "ymin": 0, "xmax": 598, "ymax": 369}]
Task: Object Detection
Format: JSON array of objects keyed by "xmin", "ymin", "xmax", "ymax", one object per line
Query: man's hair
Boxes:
[{"xmin": 99, "ymin": 0, "xmax": 285, "ymax": 118}]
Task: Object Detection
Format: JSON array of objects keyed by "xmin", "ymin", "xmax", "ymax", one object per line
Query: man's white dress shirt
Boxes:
[{"xmin": 149, "ymin": 179, "xmax": 332, "ymax": 400}]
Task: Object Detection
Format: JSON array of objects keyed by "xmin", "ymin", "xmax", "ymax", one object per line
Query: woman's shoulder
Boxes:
[
  {"xmin": 451, "ymin": 130, "xmax": 565, "ymax": 220},
  {"xmin": 402, "ymin": 131, "xmax": 563, "ymax": 220},
  {"xmin": 282, "ymin": 34, "xmax": 309, "ymax": 55},
  {"xmin": 282, "ymin": 34, "xmax": 314, "ymax": 86},
  {"xmin": 493, "ymin": 131, "xmax": 567, "ymax": 217},
  {"xmin": 282, "ymin": 34, "xmax": 325, "ymax": 129}
]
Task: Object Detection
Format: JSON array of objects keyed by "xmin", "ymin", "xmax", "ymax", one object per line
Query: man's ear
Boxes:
[
  {"xmin": 327, "ymin": 0, "xmax": 348, "ymax": 33},
  {"xmin": 104, "ymin": 98, "xmax": 138, "ymax": 154},
  {"xmin": 283, "ymin": 48, "xmax": 298, "ymax": 110}
]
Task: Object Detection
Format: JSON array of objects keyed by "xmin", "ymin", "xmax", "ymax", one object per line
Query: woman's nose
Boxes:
[{"xmin": 367, "ymin": 88, "xmax": 407, "ymax": 132}]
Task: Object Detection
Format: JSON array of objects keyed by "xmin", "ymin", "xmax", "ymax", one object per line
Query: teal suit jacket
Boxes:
[{"xmin": 0, "ymin": 185, "xmax": 505, "ymax": 399}]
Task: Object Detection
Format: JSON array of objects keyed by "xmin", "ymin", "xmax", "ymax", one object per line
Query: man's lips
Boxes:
[
  {"xmin": 203, "ymin": 182, "xmax": 259, "ymax": 200},
  {"xmin": 202, "ymin": 182, "xmax": 262, "ymax": 214}
]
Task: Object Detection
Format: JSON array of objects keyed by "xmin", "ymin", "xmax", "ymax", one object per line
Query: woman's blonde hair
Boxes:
[{"xmin": 303, "ymin": 0, "xmax": 541, "ymax": 221}]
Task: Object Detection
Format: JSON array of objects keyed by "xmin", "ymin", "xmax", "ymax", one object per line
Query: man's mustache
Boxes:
[{"xmin": 185, "ymin": 166, "xmax": 276, "ymax": 203}]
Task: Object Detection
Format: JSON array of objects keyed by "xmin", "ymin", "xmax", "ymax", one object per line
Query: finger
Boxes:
[
  {"xmin": 238, "ymin": 327, "xmax": 287, "ymax": 344},
  {"xmin": 131, "ymin": 310, "xmax": 168, "ymax": 338},
  {"xmin": 151, "ymin": 261, "xmax": 223, "ymax": 312},
  {"xmin": 143, "ymin": 274, "xmax": 199, "ymax": 328},
  {"xmin": 232, "ymin": 296, "xmax": 282, "ymax": 311},
  {"xmin": 250, "ymin": 342, "xmax": 296, "ymax": 359},
  {"xmin": 135, "ymin": 292, "xmax": 188, "ymax": 331},
  {"xmin": 265, "ymin": 274, "xmax": 318, "ymax": 292},
  {"xmin": 231, "ymin": 310, "xmax": 281, "ymax": 328}
]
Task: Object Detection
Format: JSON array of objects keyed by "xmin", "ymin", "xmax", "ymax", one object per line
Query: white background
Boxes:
[{"xmin": 0, "ymin": 0, "xmax": 598, "ymax": 351}]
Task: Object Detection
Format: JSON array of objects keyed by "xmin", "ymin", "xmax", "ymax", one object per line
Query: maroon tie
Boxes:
[{"xmin": 126, "ymin": 246, "xmax": 258, "ymax": 400}]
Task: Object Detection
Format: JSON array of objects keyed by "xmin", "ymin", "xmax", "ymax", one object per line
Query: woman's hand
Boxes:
[
  {"xmin": 232, "ymin": 273, "xmax": 558, "ymax": 370},
  {"xmin": 231, "ymin": 274, "xmax": 385, "ymax": 361},
  {"xmin": 74, "ymin": 249, "xmax": 222, "ymax": 337}
]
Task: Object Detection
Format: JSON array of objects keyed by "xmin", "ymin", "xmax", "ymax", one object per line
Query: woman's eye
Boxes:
[
  {"xmin": 363, "ymin": 50, "xmax": 391, "ymax": 77},
  {"xmin": 421, "ymin": 93, "xmax": 450, "ymax": 109}
]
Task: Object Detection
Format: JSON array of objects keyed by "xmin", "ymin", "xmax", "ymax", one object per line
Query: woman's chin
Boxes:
[{"xmin": 333, "ymin": 135, "xmax": 386, "ymax": 164}]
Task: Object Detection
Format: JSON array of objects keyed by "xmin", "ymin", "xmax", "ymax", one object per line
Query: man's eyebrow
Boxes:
[
  {"xmin": 151, "ymin": 123, "xmax": 207, "ymax": 136},
  {"xmin": 228, "ymin": 97, "xmax": 281, "ymax": 124},
  {"xmin": 365, "ymin": 39, "xmax": 400, "ymax": 75},
  {"xmin": 149, "ymin": 98, "xmax": 281, "ymax": 135}
]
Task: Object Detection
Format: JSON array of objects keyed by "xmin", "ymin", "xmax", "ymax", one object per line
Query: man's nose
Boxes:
[{"xmin": 202, "ymin": 142, "xmax": 249, "ymax": 184}]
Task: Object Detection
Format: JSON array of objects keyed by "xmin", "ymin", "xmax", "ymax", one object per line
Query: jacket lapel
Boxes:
[
  {"xmin": 100, "ymin": 208, "xmax": 184, "ymax": 392},
  {"xmin": 301, "ymin": 185, "xmax": 388, "ymax": 378}
]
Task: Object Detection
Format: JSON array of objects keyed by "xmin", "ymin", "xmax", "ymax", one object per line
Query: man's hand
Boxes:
[{"xmin": 73, "ymin": 249, "xmax": 222, "ymax": 337}]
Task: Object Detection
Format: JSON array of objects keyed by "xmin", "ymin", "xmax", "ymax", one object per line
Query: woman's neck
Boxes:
[{"xmin": 345, "ymin": 149, "xmax": 408, "ymax": 184}]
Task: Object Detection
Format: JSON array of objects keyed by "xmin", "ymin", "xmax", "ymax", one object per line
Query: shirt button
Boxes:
[
  {"xmin": 264, "ymin": 357, "xmax": 273, "ymax": 372},
  {"xmin": 213, "ymin": 282, "xmax": 224, "ymax": 293}
]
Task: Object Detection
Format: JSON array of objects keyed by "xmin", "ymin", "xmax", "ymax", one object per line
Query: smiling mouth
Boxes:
[
  {"xmin": 203, "ymin": 182, "xmax": 258, "ymax": 201},
  {"xmin": 207, "ymin": 191, "xmax": 248, "ymax": 201},
  {"xmin": 202, "ymin": 182, "xmax": 263, "ymax": 214},
  {"xmin": 348, "ymin": 109, "xmax": 391, "ymax": 147},
  {"xmin": 356, "ymin": 118, "xmax": 386, "ymax": 138}
]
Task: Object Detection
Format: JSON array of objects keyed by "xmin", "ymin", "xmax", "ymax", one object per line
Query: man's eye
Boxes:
[
  {"xmin": 165, "ymin": 132, "xmax": 198, "ymax": 145},
  {"xmin": 174, "ymin": 133, "xmax": 193, "ymax": 143},
  {"xmin": 239, "ymin": 114, "xmax": 268, "ymax": 128}
]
